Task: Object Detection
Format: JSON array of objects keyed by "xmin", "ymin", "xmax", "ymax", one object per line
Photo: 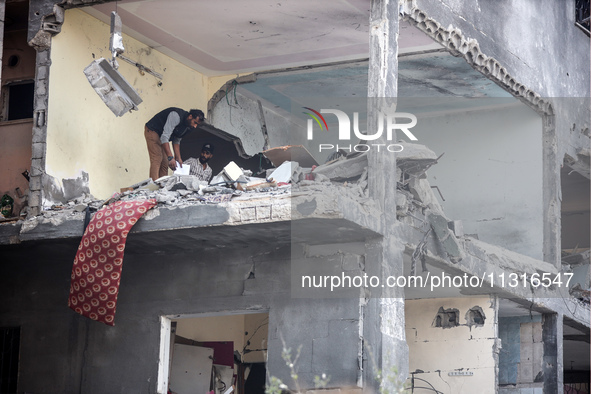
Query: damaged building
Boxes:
[{"xmin": 0, "ymin": 0, "xmax": 589, "ymax": 393}]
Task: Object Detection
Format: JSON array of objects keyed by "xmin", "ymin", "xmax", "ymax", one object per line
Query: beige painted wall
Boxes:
[
  {"xmin": 176, "ymin": 313, "xmax": 268, "ymax": 364},
  {"xmin": 176, "ymin": 315, "xmax": 246, "ymax": 354},
  {"xmin": 46, "ymin": 9, "xmax": 245, "ymax": 199},
  {"xmin": 242, "ymin": 313, "xmax": 268, "ymax": 363},
  {"xmin": 405, "ymin": 297, "xmax": 497, "ymax": 393}
]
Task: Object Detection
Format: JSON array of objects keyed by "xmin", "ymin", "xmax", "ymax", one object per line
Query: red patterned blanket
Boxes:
[{"xmin": 68, "ymin": 199, "xmax": 157, "ymax": 325}]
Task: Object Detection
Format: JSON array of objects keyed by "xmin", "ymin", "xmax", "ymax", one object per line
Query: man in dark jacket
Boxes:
[{"xmin": 144, "ymin": 107, "xmax": 204, "ymax": 180}]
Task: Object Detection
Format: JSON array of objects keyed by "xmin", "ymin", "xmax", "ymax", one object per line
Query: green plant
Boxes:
[
  {"xmin": 265, "ymin": 342, "xmax": 331, "ymax": 394},
  {"xmin": 266, "ymin": 340, "xmax": 409, "ymax": 394}
]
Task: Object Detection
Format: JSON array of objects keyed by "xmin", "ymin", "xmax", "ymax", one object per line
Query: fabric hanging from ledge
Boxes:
[{"xmin": 67, "ymin": 199, "xmax": 157, "ymax": 325}]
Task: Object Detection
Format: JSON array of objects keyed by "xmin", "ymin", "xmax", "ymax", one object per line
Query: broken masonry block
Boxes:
[
  {"xmin": 84, "ymin": 58, "xmax": 142, "ymax": 117},
  {"xmin": 447, "ymin": 220, "xmax": 464, "ymax": 237},
  {"xmin": 267, "ymin": 161, "xmax": 298, "ymax": 184},
  {"xmin": 109, "ymin": 12, "xmax": 125, "ymax": 56},
  {"xmin": 222, "ymin": 161, "xmax": 244, "ymax": 182},
  {"xmin": 427, "ymin": 211, "xmax": 449, "ymax": 240},
  {"xmin": 408, "ymin": 177, "xmax": 444, "ymax": 211},
  {"xmin": 427, "ymin": 211, "xmax": 463, "ymax": 262}
]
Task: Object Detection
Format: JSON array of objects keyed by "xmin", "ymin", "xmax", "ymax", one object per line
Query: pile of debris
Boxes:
[
  {"xmin": 32, "ymin": 169, "xmax": 291, "ymax": 222},
  {"xmin": 4, "ymin": 142, "xmax": 448, "ymax": 227},
  {"xmin": 563, "ymin": 249, "xmax": 591, "ymax": 305}
]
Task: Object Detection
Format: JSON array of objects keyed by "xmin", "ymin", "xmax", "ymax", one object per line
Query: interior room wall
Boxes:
[
  {"xmin": 412, "ymin": 104, "xmax": 544, "ymax": 259},
  {"xmin": 175, "ymin": 313, "xmax": 268, "ymax": 364},
  {"xmin": 46, "ymin": 9, "xmax": 210, "ymax": 199}
]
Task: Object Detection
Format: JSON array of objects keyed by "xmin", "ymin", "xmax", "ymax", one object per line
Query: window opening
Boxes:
[
  {"xmin": 4, "ymin": 81, "xmax": 34, "ymax": 121},
  {"xmin": 161, "ymin": 313, "xmax": 269, "ymax": 394}
]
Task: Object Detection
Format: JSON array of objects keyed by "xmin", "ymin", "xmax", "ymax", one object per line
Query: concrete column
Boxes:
[
  {"xmin": 542, "ymin": 313, "xmax": 563, "ymax": 393},
  {"xmin": 364, "ymin": 1, "xmax": 408, "ymax": 393},
  {"xmin": 542, "ymin": 114, "xmax": 560, "ymax": 268},
  {"xmin": 28, "ymin": 48, "xmax": 51, "ymax": 216}
]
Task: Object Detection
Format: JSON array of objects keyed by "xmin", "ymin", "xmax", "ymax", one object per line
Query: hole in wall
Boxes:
[
  {"xmin": 432, "ymin": 307, "xmax": 459, "ymax": 328},
  {"xmin": 465, "ymin": 306, "xmax": 486, "ymax": 326},
  {"xmin": 7, "ymin": 55, "xmax": 19, "ymax": 68}
]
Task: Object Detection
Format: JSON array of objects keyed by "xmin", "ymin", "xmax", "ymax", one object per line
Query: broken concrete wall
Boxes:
[
  {"xmin": 498, "ymin": 316, "xmax": 544, "ymax": 393},
  {"xmin": 45, "ymin": 9, "xmax": 210, "ymax": 199},
  {"xmin": 209, "ymin": 85, "xmax": 293, "ymax": 156},
  {"xmin": 0, "ymin": 233, "xmax": 362, "ymax": 392},
  {"xmin": 405, "ymin": 296, "xmax": 498, "ymax": 393},
  {"xmin": 209, "ymin": 87, "xmax": 268, "ymax": 155},
  {"xmin": 413, "ymin": 104, "xmax": 544, "ymax": 260}
]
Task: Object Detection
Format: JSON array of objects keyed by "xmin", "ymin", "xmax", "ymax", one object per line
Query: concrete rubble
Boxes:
[{"xmin": 2, "ymin": 143, "xmax": 459, "ymax": 231}]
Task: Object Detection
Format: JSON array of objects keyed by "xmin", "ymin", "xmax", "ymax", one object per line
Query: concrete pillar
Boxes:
[
  {"xmin": 28, "ymin": 48, "xmax": 51, "ymax": 216},
  {"xmin": 542, "ymin": 114, "xmax": 560, "ymax": 268},
  {"xmin": 542, "ymin": 313, "xmax": 563, "ymax": 393},
  {"xmin": 364, "ymin": 1, "xmax": 408, "ymax": 393}
]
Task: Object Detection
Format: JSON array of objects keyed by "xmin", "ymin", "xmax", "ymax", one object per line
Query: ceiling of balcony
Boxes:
[{"xmin": 86, "ymin": 0, "xmax": 441, "ymax": 76}]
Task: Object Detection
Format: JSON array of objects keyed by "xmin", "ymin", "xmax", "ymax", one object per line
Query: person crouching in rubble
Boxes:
[
  {"xmin": 144, "ymin": 107, "xmax": 205, "ymax": 180},
  {"xmin": 184, "ymin": 143, "xmax": 214, "ymax": 182}
]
